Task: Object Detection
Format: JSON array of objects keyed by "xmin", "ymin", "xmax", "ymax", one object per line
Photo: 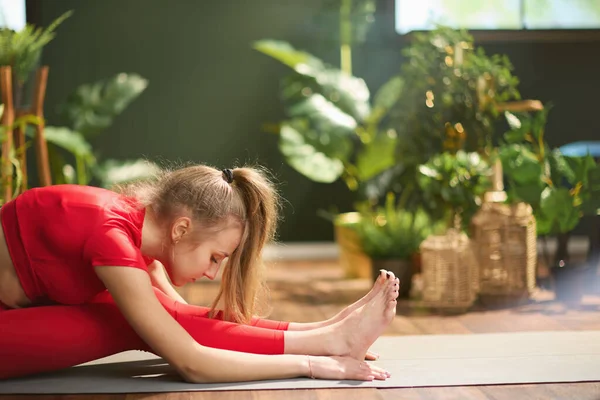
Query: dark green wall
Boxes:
[{"xmin": 30, "ymin": 0, "xmax": 600, "ymax": 242}]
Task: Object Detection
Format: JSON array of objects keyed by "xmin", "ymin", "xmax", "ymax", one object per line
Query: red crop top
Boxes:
[{"xmin": 0, "ymin": 184, "xmax": 154, "ymax": 305}]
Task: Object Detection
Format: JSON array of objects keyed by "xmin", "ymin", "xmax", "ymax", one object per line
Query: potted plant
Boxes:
[
  {"xmin": 355, "ymin": 192, "xmax": 445, "ymax": 297},
  {"xmin": 498, "ymin": 107, "xmax": 600, "ymax": 302},
  {"xmin": 415, "ymin": 150, "xmax": 492, "ymax": 310},
  {"xmin": 0, "ymin": 11, "xmax": 72, "ymax": 109}
]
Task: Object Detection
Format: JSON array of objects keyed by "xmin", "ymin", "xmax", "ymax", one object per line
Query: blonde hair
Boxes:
[{"xmin": 117, "ymin": 163, "xmax": 280, "ymax": 324}]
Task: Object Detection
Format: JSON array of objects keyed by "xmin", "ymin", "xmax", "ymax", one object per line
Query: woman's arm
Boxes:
[
  {"xmin": 147, "ymin": 260, "xmax": 188, "ymax": 304},
  {"xmin": 95, "ymin": 267, "xmax": 385, "ymax": 383},
  {"xmin": 95, "ymin": 266, "xmax": 305, "ymax": 382}
]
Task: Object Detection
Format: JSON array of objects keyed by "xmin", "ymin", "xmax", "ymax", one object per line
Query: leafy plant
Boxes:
[
  {"xmin": 58, "ymin": 73, "xmax": 149, "ymax": 138},
  {"xmin": 38, "ymin": 73, "xmax": 156, "ymax": 188},
  {"xmin": 254, "ymin": 39, "xmax": 402, "ymax": 196},
  {"xmin": 355, "ymin": 192, "xmax": 445, "ymax": 260},
  {"xmin": 0, "ymin": 10, "xmax": 72, "ymax": 105},
  {"xmin": 382, "ymin": 26, "xmax": 520, "ymax": 210},
  {"xmin": 498, "ymin": 107, "xmax": 600, "ymax": 236},
  {"xmin": 417, "ymin": 150, "xmax": 492, "ymax": 230}
]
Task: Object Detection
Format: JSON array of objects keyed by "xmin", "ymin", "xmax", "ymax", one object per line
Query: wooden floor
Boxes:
[{"xmin": 6, "ymin": 259, "xmax": 600, "ymax": 399}]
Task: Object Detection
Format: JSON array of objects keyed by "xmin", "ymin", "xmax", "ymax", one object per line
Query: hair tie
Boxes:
[{"xmin": 222, "ymin": 168, "xmax": 234, "ymax": 184}]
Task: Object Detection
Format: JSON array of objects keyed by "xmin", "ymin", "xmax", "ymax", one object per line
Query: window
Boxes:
[
  {"xmin": 0, "ymin": 0, "xmax": 26, "ymax": 31},
  {"xmin": 395, "ymin": 0, "xmax": 600, "ymax": 35}
]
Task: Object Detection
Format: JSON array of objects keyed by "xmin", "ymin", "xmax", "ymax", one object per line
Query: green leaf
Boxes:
[
  {"xmin": 366, "ymin": 76, "xmax": 404, "ymax": 125},
  {"xmin": 279, "ymin": 121, "xmax": 345, "ymax": 183},
  {"xmin": 356, "ymin": 132, "xmax": 397, "ymax": 181},
  {"xmin": 59, "ymin": 73, "xmax": 148, "ymax": 138},
  {"xmin": 547, "ymin": 149, "xmax": 574, "ymax": 186},
  {"xmin": 539, "ymin": 187, "xmax": 581, "ymax": 234},
  {"xmin": 503, "ymin": 112, "xmax": 532, "ymax": 144},
  {"xmin": 499, "ymin": 144, "xmax": 542, "ymax": 185},
  {"xmin": 504, "ymin": 111, "xmax": 522, "ymax": 130},
  {"xmin": 39, "ymin": 126, "xmax": 95, "ymax": 160},
  {"xmin": 287, "ymin": 93, "xmax": 357, "ymax": 137},
  {"xmin": 94, "ymin": 158, "xmax": 160, "ymax": 188},
  {"xmin": 254, "ymin": 40, "xmax": 371, "ymax": 122}
]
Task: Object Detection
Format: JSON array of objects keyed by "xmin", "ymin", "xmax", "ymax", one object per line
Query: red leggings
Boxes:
[{"xmin": 0, "ymin": 288, "xmax": 288, "ymax": 380}]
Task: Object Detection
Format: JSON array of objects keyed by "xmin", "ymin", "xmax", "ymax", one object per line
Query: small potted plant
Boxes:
[
  {"xmin": 416, "ymin": 150, "xmax": 492, "ymax": 311},
  {"xmin": 354, "ymin": 192, "xmax": 444, "ymax": 298}
]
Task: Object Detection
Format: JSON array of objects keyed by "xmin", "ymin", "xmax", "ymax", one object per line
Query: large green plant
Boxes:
[{"xmin": 254, "ymin": 40, "xmax": 403, "ymax": 197}]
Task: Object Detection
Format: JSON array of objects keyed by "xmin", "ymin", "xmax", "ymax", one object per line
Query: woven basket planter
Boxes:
[
  {"xmin": 420, "ymin": 229, "xmax": 479, "ymax": 312},
  {"xmin": 471, "ymin": 201, "xmax": 537, "ymax": 299}
]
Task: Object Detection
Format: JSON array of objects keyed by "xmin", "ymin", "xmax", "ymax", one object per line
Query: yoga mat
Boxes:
[{"xmin": 1, "ymin": 330, "xmax": 599, "ymax": 394}]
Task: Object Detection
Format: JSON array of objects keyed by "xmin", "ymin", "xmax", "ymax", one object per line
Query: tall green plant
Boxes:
[{"xmin": 254, "ymin": 40, "xmax": 402, "ymax": 196}]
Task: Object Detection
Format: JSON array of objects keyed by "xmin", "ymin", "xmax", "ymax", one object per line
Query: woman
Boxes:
[{"xmin": 0, "ymin": 164, "xmax": 399, "ymax": 382}]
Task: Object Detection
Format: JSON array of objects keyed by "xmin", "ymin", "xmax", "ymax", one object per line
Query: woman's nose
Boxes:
[{"xmin": 204, "ymin": 264, "xmax": 219, "ymax": 280}]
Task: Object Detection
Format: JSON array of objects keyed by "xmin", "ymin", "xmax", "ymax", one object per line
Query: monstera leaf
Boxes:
[
  {"xmin": 59, "ymin": 73, "xmax": 148, "ymax": 138},
  {"xmin": 253, "ymin": 40, "xmax": 370, "ymax": 122},
  {"xmin": 287, "ymin": 93, "xmax": 357, "ymax": 137},
  {"xmin": 278, "ymin": 121, "xmax": 349, "ymax": 183}
]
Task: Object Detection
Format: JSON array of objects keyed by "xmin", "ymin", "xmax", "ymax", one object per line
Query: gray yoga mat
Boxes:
[{"xmin": 1, "ymin": 330, "xmax": 599, "ymax": 394}]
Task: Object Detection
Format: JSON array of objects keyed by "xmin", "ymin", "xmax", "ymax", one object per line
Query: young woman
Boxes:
[{"xmin": 0, "ymin": 164, "xmax": 399, "ymax": 382}]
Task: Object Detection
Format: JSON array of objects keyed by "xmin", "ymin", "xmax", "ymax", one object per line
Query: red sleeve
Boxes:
[{"xmin": 83, "ymin": 225, "xmax": 149, "ymax": 272}]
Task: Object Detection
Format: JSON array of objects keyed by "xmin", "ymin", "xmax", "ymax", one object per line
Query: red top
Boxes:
[{"xmin": 0, "ymin": 184, "xmax": 154, "ymax": 305}]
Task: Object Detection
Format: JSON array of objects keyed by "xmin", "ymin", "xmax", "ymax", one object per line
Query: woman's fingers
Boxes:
[{"xmin": 343, "ymin": 358, "xmax": 390, "ymax": 381}]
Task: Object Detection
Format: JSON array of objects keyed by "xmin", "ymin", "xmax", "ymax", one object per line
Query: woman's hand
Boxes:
[{"xmin": 308, "ymin": 355, "xmax": 390, "ymax": 381}]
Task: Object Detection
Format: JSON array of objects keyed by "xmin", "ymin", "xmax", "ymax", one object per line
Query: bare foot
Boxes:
[
  {"xmin": 327, "ymin": 275, "xmax": 399, "ymax": 360},
  {"xmin": 332, "ymin": 269, "xmax": 395, "ymax": 323}
]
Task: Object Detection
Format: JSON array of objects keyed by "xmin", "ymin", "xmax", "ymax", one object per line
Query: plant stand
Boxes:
[{"xmin": 0, "ymin": 66, "xmax": 52, "ymax": 202}]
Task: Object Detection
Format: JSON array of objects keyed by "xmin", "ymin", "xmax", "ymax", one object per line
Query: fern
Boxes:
[{"xmin": 0, "ymin": 10, "xmax": 72, "ymax": 86}]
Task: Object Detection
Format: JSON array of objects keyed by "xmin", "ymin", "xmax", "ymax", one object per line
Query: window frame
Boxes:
[{"xmin": 383, "ymin": 0, "xmax": 600, "ymax": 43}]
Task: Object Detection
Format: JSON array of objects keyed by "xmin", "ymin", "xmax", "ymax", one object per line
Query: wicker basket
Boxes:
[
  {"xmin": 471, "ymin": 159, "xmax": 537, "ymax": 299},
  {"xmin": 472, "ymin": 201, "xmax": 537, "ymax": 298},
  {"xmin": 420, "ymin": 228, "xmax": 478, "ymax": 311}
]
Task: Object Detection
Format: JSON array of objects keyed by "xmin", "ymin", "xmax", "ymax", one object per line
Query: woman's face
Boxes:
[{"xmin": 164, "ymin": 219, "xmax": 243, "ymax": 286}]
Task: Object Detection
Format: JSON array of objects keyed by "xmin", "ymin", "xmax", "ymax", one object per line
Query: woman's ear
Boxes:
[{"xmin": 171, "ymin": 217, "xmax": 191, "ymax": 243}]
